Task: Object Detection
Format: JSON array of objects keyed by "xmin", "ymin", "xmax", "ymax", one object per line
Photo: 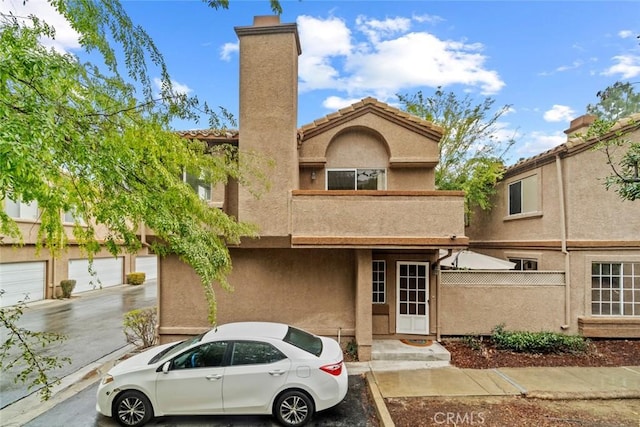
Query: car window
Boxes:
[
  {"xmin": 230, "ymin": 341, "xmax": 286, "ymax": 366},
  {"xmin": 172, "ymin": 341, "xmax": 229, "ymax": 370},
  {"xmin": 149, "ymin": 332, "xmax": 206, "ymax": 365},
  {"xmin": 283, "ymin": 326, "xmax": 323, "ymax": 357}
]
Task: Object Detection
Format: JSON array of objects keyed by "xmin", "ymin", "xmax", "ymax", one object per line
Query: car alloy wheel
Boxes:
[
  {"xmin": 275, "ymin": 390, "xmax": 314, "ymax": 426},
  {"xmin": 114, "ymin": 390, "xmax": 153, "ymax": 427}
]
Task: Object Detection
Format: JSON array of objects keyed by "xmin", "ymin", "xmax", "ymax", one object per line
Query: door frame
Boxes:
[{"xmin": 395, "ymin": 261, "xmax": 429, "ymax": 334}]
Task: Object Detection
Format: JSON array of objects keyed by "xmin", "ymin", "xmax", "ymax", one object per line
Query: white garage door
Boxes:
[
  {"xmin": 135, "ymin": 256, "xmax": 158, "ymax": 280},
  {"xmin": 0, "ymin": 262, "xmax": 46, "ymax": 307},
  {"xmin": 68, "ymin": 257, "xmax": 123, "ymax": 294}
]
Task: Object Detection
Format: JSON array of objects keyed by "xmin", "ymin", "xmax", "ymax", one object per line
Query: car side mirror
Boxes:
[{"xmin": 162, "ymin": 361, "xmax": 171, "ymax": 374}]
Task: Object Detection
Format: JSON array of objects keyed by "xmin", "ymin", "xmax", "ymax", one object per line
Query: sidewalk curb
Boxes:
[
  {"xmin": 0, "ymin": 344, "xmax": 135, "ymax": 426},
  {"xmin": 365, "ymin": 371, "xmax": 395, "ymax": 427}
]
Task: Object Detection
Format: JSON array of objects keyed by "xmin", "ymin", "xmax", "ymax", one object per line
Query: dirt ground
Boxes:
[
  {"xmin": 382, "ymin": 338, "xmax": 640, "ymax": 427},
  {"xmin": 386, "ymin": 396, "xmax": 640, "ymax": 427}
]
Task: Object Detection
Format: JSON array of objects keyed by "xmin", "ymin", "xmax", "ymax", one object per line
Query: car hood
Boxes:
[{"xmin": 109, "ymin": 342, "xmax": 176, "ymax": 376}]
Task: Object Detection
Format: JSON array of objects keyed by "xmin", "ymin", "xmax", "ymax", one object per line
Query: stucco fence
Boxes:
[{"xmin": 439, "ymin": 271, "xmax": 567, "ymax": 335}]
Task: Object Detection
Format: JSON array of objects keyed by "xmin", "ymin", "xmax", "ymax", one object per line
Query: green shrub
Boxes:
[
  {"xmin": 345, "ymin": 339, "xmax": 358, "ymax": 360},
  {"xmin": 123, "ymin": 307, "xmax": 157, "ymax": 349},
  {"xmin": 126, "ymin": 272, "xmax": 146, "ymax": 286},
  {"xmin": 461, "ymin": 335, "xmax": 484, "ymax": 351},
  {"xmin": 491, "ymin": 324, "xmax": 588, "ymax": 354},
  {"xmin": 60, "ymin": 279, "xmax": 76, "ymax": 298}
]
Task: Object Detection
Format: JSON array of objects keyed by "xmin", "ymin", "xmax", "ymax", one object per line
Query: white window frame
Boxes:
[
  {"xmin": 183, "ymin": 170, "xmax": 212, "ymax": 201},
  {"xmin": 372, "ymin": 260, "xmax": 386, "ymax": 304},
  {"xmin": 507, "ymin": 174, "xmax": 539, "ymax": 217},
  {"xmin": 4, "ymin": 198, "xmax": 39, "ymax": 221},
  {"xmin": 591, "ymin": 262, "xmax": 639, "ymax": 317},
  {"xmin": 509, "ymin": 257, "xmax": 539, "ymax": 271},
  {"xmin": 326, "ymin": 168, "xmax": 387, "ymax": 191}
]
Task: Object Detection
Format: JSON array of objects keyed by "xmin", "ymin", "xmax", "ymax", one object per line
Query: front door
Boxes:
[{"xmin": 396, "ymin": 262, "xmax": 429, "ymax": 334}]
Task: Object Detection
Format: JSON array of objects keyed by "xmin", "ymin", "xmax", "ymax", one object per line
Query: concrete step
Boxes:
[{"xmin": 371, "ymin": 339, "xmax": 451, "ymax": 362}]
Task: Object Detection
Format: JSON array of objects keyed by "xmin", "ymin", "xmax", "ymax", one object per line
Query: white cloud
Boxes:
[
  {"xmin": 297, "ymin": 15, "xmax": 353, "ymax": 92},
  {"xmin": 355, "ymin": 15, "xmax": 411, "ymax": 44},
  {"xmin": 322, "ymin": 96, "xmax": 364, "ymax": 111},
  {"xmin": 516, "ymin": 131, "xmax": 567, "ymax": 159},
  {"xmin": 412, "ymin": 14, "xmax": 444, "ymax": 25},
  {"xmin": 220, "ymin": 42, "xmax": 238, "ymax": 61},
  {"xmin": 296, "ymin": 14, "xmax": 505, "ymax": 101},
  {"xmin": 602, "ymin": 54, "xmax": 640, "ymax": 79},
  {"xmin": 153, "ymin": 78, "xmax": 192, "ymax": 96},
  {"xmin": 618, "ymin": 30, "xmax": 634, "ymax": 39},
  {"xmin": 0, "ymin": 0, "xmax": 80, "ymax": 53},
  {"xmin": 543, "ymin": 105, "xmax": 575, "ymax": 123}
]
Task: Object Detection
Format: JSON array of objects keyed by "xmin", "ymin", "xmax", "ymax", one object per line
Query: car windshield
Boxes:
[
  {"xmin": 148, "ymin": 332, "xmax": 206, "ymax": 364},
  {"xmin": 283, "ymin": 326, "xmax": 323, "ymax": 357}
]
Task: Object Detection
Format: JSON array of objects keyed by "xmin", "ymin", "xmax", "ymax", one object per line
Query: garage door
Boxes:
[
  {"xmin": 68, "ymin": 257, "xmax": 123, "ymax": 294},
  {"xmin": 0, "ymin": 262, "xmax": 46, "ymax": 307},
  {"xmin": 135, "ymin": 256, "xmax": 158, "ymax": 280}
]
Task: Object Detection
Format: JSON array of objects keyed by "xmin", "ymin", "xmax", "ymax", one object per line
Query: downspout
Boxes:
[
  {"xmin": 435, "ymin": 249, "xmax": 452, "ymax": 341},
  {"xmin": 556, "ymin": 155, "xmax": 571, "ymax": 330}
]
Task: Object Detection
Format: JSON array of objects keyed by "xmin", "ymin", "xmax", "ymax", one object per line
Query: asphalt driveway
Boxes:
[{"xmin": 25, "ymin": 374, "xmax": 378, "ymax": 427}]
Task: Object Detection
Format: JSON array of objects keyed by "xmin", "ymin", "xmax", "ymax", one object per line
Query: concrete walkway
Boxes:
[
  {"xmin": 368, "ymin": 365, "xmax": 640, "ymax": 399},
  {"xmin": 355, "ymin": 364, "xmax": 640, "ymax": 427}
]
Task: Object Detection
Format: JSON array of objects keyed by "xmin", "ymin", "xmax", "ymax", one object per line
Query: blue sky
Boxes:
[{"xmin": 5, "ymin": 1, "xmax": 640, "ymax": 164}]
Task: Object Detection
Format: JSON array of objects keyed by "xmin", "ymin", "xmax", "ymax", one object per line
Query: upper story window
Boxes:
[
  {"xmin": 183, "ymin": 171, "xmax": 211, "ymax": 201},
  {"xmin": 64, "ymin": 209, "xmax": 87, "ymax": 225},
  {"xmin": 508, "ymin": 174, "xmax": 538, "ymax": 216},
  {"xmin": 4, "ymin": 198, "xmax": 39, "ymax": 220},
  {"xmin": 326, "ymin": 168, "xmax": 386, "ymax": 190}
]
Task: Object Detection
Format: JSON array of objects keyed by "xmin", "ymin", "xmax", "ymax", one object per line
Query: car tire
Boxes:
[
  {"xmin": 113, "ymin": 390, "xmax": 154, "ymax": 427},
  {"xmin": 274, "ymin": 390, "xmax": 314, "ymax": 427}
]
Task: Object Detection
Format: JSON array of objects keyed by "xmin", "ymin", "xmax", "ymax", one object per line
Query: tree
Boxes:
[
  {"xmin": 1, "ymin": 0, "xmax": 279, "ymax": 399},
  {"xmin": 397, "ymin": 88, "xmax": 515, "ymax": 217},
  {"xmin": 584, "ymin": 82, "xmax": 640, "ymax": 201},
  {"xmin": 587, "ymin": 81, "xmax": 640, "ymax": 121}
]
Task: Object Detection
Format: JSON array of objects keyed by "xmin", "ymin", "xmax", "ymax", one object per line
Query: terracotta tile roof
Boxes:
[
  {"xmin": 297, "ymin": 96, "xmax": 443, "ymax": 140},
  {"xmin": 177, "ymin": 129, "xmax": 239, "ymax": 141},
  {"xmin": 177, "ymin": 97, "xmax": 442, "ymax": 144},
  {"xmin": 505, "ymin": 112, "xmax": 640, "ymax": 177}
]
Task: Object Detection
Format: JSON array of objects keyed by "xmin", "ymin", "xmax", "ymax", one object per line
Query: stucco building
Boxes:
[
  {"xmin": 466, "ymin": 113, "xmax": 640, "ymax": 338},
  {"xmin": 157, "ymin": 16, "xmax": 468, "ymax": 361}
]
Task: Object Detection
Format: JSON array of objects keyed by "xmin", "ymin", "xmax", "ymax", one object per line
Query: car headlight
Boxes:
[{"xmin": 101, "ymin": 375, "xmax": 114, "ymax": 385}]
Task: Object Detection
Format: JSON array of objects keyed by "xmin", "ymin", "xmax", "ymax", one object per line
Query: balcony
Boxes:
[{"xmin": 290, "ymin": 190, "xmax": 468, "ymax": 248}]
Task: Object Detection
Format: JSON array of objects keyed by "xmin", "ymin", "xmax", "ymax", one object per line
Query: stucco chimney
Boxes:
[
  {"xmin": 234, "ymin": 16, "xmax": 301, "ymax": 237},
  {"xmin": 564, "ymin": 114, "xmax": 597, "ymax": 137}
]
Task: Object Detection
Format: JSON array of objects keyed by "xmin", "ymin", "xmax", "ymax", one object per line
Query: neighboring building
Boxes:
[
  {"xmin": 0, "ymin": 200, "xmax": 158, "ymax": 307},
  {"xmin": 157, "ymin": 16, "xmax": 468, "ymax": 361},
  {"xmin": 466, "ymin": 113, "xmax": 640, "ymax": 338}
]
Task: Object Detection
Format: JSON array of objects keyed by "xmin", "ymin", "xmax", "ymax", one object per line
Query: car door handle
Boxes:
[
  {"xmin": 206, "ymin": 374, "xmax": 222, "ymax": 381},
  {"xmin": 269, "ymin": 370, "xmax": 285, "ymax": 376}
]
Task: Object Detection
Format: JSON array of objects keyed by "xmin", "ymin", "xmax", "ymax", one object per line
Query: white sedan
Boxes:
[{"xmin": 96, "ymin": 322, "xmax": 348, "ymax": 427}]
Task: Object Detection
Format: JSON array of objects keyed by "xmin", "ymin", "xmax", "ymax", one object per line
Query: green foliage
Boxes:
[
  {"xmin": 587, "ymin": 82, "xmax": 640, "ymax": 122},
  {"xmin": 583, "ymin": 82, "xmax": 640, "ymax": 201},
  {"xmin": 123, "ymin": 307, "xmax": 158, "ymax": 349},
  {"xmin": 491, "ymin": 324, "xmax": 588, "ymax": 355},
  {"xmin": 397, "ymin": 88, "xmax": 514, "ymax": 218},
  {"xmin": 345, "ymin": 339, "xmax": 358, "ymax": 360},
  {"xmin": 0, "ymin": 293, "xmax": 71, "ymax": 401},
  {"xmin": 0, "ymin": 2, "xmax": 278, "ymax": 324},
  {"xmin": 461, "ymin": 335, "xmax": 484, "ymax": 351},
  {"xmin": 126, "ymin": 272, "xmax": 146, "ymax": 286},
  {"xmin": 59, "ymin": 279, "xmax": 76, "ymax": 298}
]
